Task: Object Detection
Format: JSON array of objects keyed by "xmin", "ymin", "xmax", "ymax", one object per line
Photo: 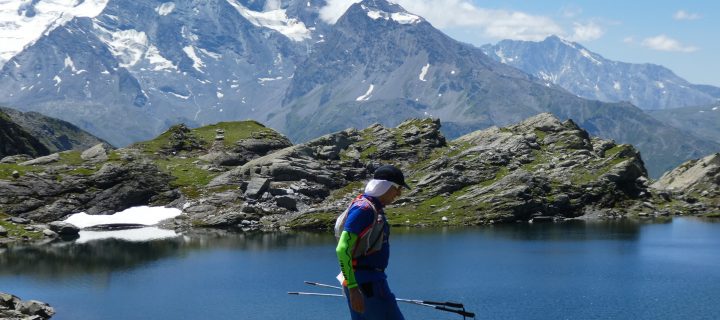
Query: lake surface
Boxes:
[{"xmin": 1, "ymin": 218, "xmax": 720, "ymax": 319}]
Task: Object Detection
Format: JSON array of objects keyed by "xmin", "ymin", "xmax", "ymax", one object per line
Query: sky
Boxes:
[{"xmin": 321, "ymin": 0, "xmax": 720, "ymax": 86}]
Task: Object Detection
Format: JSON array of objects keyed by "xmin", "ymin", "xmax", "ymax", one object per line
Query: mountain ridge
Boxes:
[
  {"xmin": 481, "ymin": 35, "xmax": 720, "ymax": 110},
  {"xmin": 0, "ymin": 0, "xmax": 717, "ymax": 178}
]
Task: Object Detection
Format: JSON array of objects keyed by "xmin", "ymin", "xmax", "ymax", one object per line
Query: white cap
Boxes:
[{"xmin": 364, "ymin": 179, "xmax": 398, "ymax": 197}]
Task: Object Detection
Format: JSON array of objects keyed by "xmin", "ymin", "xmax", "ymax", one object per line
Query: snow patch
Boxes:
[
  {"xmin": 419, "ymin": 63, "xmax": 430, "ymax": 81},
  {"xmin": 146, "ymin": 45, "xmax": 176, "ymax": 71},
  {"xmin": 199, "ymin": 48, "xmax": 222, "ymax": 60},
  {"xmin": 257, "ymin": 76, "xmax": 283, "ymax": 83},
  {"xmin": 613, "ymin": 81, "xmax": 621, "ymax": 91},
  {"xmin": 579, "ymin": 49, "xmax": 602, "ymax": 65},
  {"xmin": 183, "ymin": 46, "xmax": 205, "ymax": 72},
  {"xmin": 226, "ymin": 0, "xmax": 311, "ymax": 41},
  {"xmin": 559, "ymin": 37, "xmax": 577, "ymax": 49},
  {"xmin": 362, "ymin": 6, "xmax": 421, "ymax": 25},
  {"xmin": 169, "ymin": 92, "xmax": 190, "ymax": 99},
  {"xmin": 494, "ymin": 49, "xmax": 514, "ymax": 64},
  {"xmin": 64, "ymin": 55, "xmax": 78, "ymax": 73},
  {"xmin": 217, "ymin": 91, "xmax": 224, "ymax": 99},
  {"xmin": 538, "ymin": 71, "xmax": 558, "ymax": 83},
  {"xmin": 65, "ymin": 206, "xmax": 182, "ymax": 229},
  {"xmin": 94, "ymin": 25, "xmax": 149, "ymax": 68},
  {"xmin": 155, "ymin": 2, "xmax": 175, "ymax": 16},
  {"xmin": 53, "ymin": 75, "xmax": 62, "ymax": 86},
  {"xmin": 356, "ymin": 84, "xmax": 374, "ymax": 101},
  {"xmin": 76, "ymin": 227, "xmax": 179, "ymax": 243},
  {"xmin": 713, "ymin": 107, "xmax": 718, "ymax": 111},
  {"xmin": 656, "ymin": 81, "xmax": 665, "ymax": 89},
  {"xmin": 0, "ymin": 0, "xmax": 110, "ymax": 68}
]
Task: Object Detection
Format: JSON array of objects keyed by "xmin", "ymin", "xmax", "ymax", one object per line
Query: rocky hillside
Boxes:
[
  {"xmin": 0, "ymin": 109, "xmax": 49, "ymax": 158},
  {"xmin": 1, "ymin": 106, "xmax": 110, "ymax": 153},
  {"xmin": 652, "ymin": 153, "xmax": 720, "ymax": 215},
  {"xmin": 0, "ymin": 0, "xmax": 714, "ymax": 179},
  {"xmin": 2, "ymin": 114, "xmax": 716, "ymax": 241},
  {"xmin": 0, "ymin": 120, "xmax": 291, "ymax": 223},
  {"xmin": 648, "ymin": 103, "xmax": 720, "ymax": 145}
]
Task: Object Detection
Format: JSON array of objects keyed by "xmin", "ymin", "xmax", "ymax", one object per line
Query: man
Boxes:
[{"xmin": 336, "ymin": 165, "xmax": 410, "ymax": 320}]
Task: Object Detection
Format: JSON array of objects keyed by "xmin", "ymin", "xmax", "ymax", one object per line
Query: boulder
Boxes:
[
  {"xmin": 48, "ymin": 221, "xmax": 80, "ymax": 236},
  {"xmin": 81, "ymin": 143, "xmax": 109, "ymax": 162},
  {"xmin": 0, "ymin": 226, "xmax": 6, "ymax": 236},
  {"xmin": 19, "ymin": 153, "xmax": 60, "ymax": 166},
  {"xmin": 0, "ymin": 154, "xmax": 32, "ymax": 164},
  {"xmin": 276, "ymin": 196, "xmax": 298, "ymax": 211},
  {"xmin": 9, "ymin": 217, "xmax": 30, "ymax": 224},
  {"xmin": 0, "ymin": 293, "xmax": 54, "ymax": 320},
  {"xmin": 17, "ymin": 300, "xmax": 55, "ymax": 318},
  {"xmin": 244, "ymin": 177, "xmax": 271, "ymax": 199}
]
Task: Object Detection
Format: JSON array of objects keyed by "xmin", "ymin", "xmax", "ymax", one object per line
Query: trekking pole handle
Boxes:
[
  {"xmin": 424, "ymin": 300, "xmax": 465, "ymax": 308},
  {"xmin": 435, "ymin": 306, "xmax": 475, "ymax": 318}
]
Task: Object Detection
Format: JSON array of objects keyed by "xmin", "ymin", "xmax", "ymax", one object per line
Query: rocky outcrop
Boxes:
[
  {"xmin": 2, "ymin": 115, "xmax": 714, "ymax": 240},
  {"xmin": 182, "ymin": 119, "xmax": 447, "ymax": 229},
  {"xmin": 0, "ymin": 157, "xmax": 176, "ymax": 222},
  {"xmin": 0, "ymin": 292, "xmax": 55, "ymax": 319},
  {"xmin": 80, "ymin": 144, "xmax": 110, "ymax": 163},
  {"xmin": 651, "ymin": 153, "xmax": 720, "ymax": 214},
  {"xmin": 388, "ymin": 113, "xmax": 650, "ymax": 224},
  {"xmin": 0, "ymin": 110, "xmax": 49, "ymax": 159}
]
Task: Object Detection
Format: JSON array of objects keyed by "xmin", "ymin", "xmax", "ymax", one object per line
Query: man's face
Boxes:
[{"xmin": 387, "ymin": 185, "xmax": 402, "ymax": 204}]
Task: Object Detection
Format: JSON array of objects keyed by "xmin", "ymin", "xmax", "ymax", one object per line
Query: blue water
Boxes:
[{"xmin": 1, "ymin": 218, "xmax": 720, "ymax": 319}]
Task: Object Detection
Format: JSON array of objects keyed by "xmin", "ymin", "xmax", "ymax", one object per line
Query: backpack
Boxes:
[{"xmin": 334, "ymin": 195, "xmax": 385, "ymax": 259}]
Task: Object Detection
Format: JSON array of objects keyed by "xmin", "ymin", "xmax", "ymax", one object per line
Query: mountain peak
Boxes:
[
  {"xmin": 349, "ymin": 0, "xmax": 424, "ymax": 25},
  {"xmin": 542, "ymin": 35, "xmax": 582, "ymax": 49}
]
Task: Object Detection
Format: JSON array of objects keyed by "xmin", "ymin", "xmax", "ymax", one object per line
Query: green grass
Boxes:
[
  {"xmin": 192, "ymin": 121, "xmax": 278, "ymax": 147},
  {"xmin": 287, "ymin": 212, "xmax": 338, "ymax": 230},
  {"xmin": 135, "ymin": 121, "xmax": 281, "ymax": 154},
  {"xmin": 534, "ymin": 129, "xmax": 548, "ymax": 140},
  {"xmin": 0, "ymin": 163, "xmax": 42, "ymax": 180},
  {"xmin": 359, "ymin": 145, "xmax": 378, "ymax": 160},
  {"xmin": 604, "ymin": 145, "xmax": 626, "ymax": 158},
  {"xmin": 478, "ymin": 166, "xmax": 510, "ymax": 187},
  {"xmin": 154, "ymin": 157, "xmax": 218, "ymax": 190},
  {"xmin": 388, "ymin": 185, "xmax": 486, "ymax": 226},
  {"xmin": 0, "ymin": 213, "xmax": 43, "ymax": 240},
  {"xmin": 57, "ymin": 151, "xmax": 85, "ymax": 166}
]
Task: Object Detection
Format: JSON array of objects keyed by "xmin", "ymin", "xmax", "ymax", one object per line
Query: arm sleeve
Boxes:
[{"xmin": 336, "ymin": 230, "xmax": 359, "ymax": 288}]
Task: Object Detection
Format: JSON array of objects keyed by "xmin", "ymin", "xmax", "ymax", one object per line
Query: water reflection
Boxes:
[
  {"xmin": 0, "ymin": 219, "xmax": 663, "ymax": 280},
  {"xmin": 0, "ymin": 230, "xmax": 336, "ymax": 280}
]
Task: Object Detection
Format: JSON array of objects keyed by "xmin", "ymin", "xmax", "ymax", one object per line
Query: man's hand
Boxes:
[{"xmin": 348, "ymin": 287, "xmax": 365, "ymax": 313}]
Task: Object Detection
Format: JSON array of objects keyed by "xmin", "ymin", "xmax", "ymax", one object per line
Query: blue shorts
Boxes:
[{"xmin": 343, "ymin": 279, "xmax": 405, "ymax": 320}]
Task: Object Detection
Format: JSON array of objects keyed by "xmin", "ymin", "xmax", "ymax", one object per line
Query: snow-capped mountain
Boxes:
[
  {"xmin": 0, "ymin": 0, "xmax": 110, "ymax": 68},
  {"xmin": 274, "ymin": 1, "xmax": 719, "ymax": 177},
  {"xmin": 0, "ymin": 0, "xmax": 717, "ymax": 177},
  {"xmin": 0, "ymin": 0, "xmax": 326, "ymax": 146},
  {"xmin": 481, "ymin": 36, "xmax": 720, "ymax": 110}
]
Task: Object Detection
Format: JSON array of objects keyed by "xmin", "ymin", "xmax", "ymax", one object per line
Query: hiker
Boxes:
[{"xmin": 335, "ymin": 164, "xmax": 410, "ymax": 320}]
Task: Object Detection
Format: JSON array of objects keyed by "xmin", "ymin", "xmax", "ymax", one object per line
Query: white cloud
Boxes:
[
  {"xmin": 641, "ymin": 35, "xmax": 698, "ymax": 53},
  {"xmin": 320, "ymin": 0, "xmax": 564, "ymax": 41},
  {"xmin": 569, "ymin": 22, "xmax": 604, "ymax": 42},
  {"xmin": 560, "ymin": 5, "xmax": 583, "ymax": 18},
  {"xmin": 673, "ymin": 10, "xmax": 701, "ymax": 21}
]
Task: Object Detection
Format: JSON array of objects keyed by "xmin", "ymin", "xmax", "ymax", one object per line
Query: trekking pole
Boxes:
[
  {"xmin": 294, "ymin": 282, "xmax": 476, "ymax": 319},
  {"xmin": 305, "ymin": 281, "xmax": 471, "ymax": 312}
]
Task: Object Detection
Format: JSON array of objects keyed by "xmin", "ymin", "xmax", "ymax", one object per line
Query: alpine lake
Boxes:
[{"xmin": 1, "ymin": 217, "xmax": 720, "ymax": 320}]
